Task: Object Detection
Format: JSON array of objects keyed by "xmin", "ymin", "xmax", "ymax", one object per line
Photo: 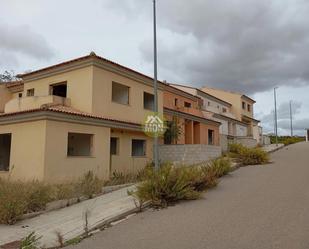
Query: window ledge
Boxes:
[{"xmin": 131, "ymin": 156, "xmax": 147, "ymax": 158}]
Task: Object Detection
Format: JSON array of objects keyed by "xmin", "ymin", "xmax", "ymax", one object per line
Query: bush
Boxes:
[
  {"xmin": 133, "ymin": 164, "xmax": 200, "ymax": 207},
  {"xmin": 132, "ymin": 159, "xmax": 232, "ymax": 208},
  {"xmin": 270, "ymin": 136, "xmax": 305, "ymax": 145},
  {"xmin": 25, "ymin": 182, "xmax": 53, "ymax": 212},
  {"xmin": 0, "ymin": 180, "xmax": 29, "ymax": 225},
  {"xmin": 78, "ymin": 171, "xmax": 103, "ymax": 199},
  {"xmin": 240, "ymin": 147, "xmax": 269, "ymax": 165},
  {"xmin": 229, "ymin": 143, "xmax": 269, "ymax": 166},
  {"xmin": 208, "ymin": 157, "xmax": 232, "ymax": 177},
  {"xmin": 0, "ymin": 171, "xmax": 105, "ymax": 224}
]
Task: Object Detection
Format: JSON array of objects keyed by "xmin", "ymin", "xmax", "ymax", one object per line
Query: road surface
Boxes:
[{"xmin": 69, "ymin": 142, "xmax": 309, "ymax": 249}]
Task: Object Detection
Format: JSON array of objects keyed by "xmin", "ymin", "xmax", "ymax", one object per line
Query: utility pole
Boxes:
[
  {"xmin": 274, "ymin": 87, "xmax": 278, "ymax": 146},
  {"xmin": 289, "ymin": 100, "xmax": 293, "ymax": 137},
  {"xmin": 153, "ymin": 0, "xmax": 159, "ymax": 170}
]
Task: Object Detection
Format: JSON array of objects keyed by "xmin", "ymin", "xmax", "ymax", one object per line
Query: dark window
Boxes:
[
  {"xmin": 222, "ymin": 107, "xmax": 227, "ymax": 113},
  {"xmin": 208, "ymin": 130, "xmax": 214, "ymax": 145},
  {"xmin": 27, "ymin": 88, "xmax": 35, "ymax": 97},
  {"xmin": 112, "ymin": 82, "xmax": 129, "ymax": 105},
  {"xmin": 242, "ymin": 101, "xmax": 246, "ymax": 109},
  {"xmin": 184, "ymin": 102, "xmax": 191, "ymax": 108},
  {"xmin": 110, "ymin": 137, "xmax": 119, "ymax": 155},
  {"xmin": 18, "ymin": 93, "xmax": 22, "ymax": 98},
  {"xmin": 51, "ymin": 82, "xmax": 67, "ymax": 97},
  {"xmin": 143, "ymin": 92, "xmax": 154, "ymax": 110},
  {"xmin": 208, "ymin": 101, "xmax": 211, "ymax": 106},
  {"xmin": 132, "ymin": 139, "xmax": 146, "ymax": 157},
  {"xmin": 247, "ymin": 104, "xmax": 251, "ymax": 112},
  {"xmin": 174, "ymin": 98, "xmax": 178, "ymax": 107},
  {"xmin": 67, "ymin": 133, "xmax": 93, "ymax": 156},
  {"xmin": 0, "ymin": 134, "xmax": 11, "ymax": 171}
]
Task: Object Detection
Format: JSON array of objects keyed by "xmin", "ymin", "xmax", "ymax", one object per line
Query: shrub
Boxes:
[
  {"xmin": 240, "ymin": 147, "xmax": 269, "ymax": 165},
  {"xmin": 228, "ymin": 143, "xmax": 269, "ymax": 166},
  {"xmin": 0, "ymin": 180, "xmax": 29, "ymax": 225},
  {"xmin": 229, "ymin": 143, "xmax": 247, "ymax": 154},
  {"xmin": 207, "ymin": 157, "xmax": 231, "ymax": 177},
  {"xmin": 78, "ymin": 171, "xmax": 103, "ymax": 199},
  {"xmin": 133, "ymin": 164, "xmax": 200, "ymax": 207},
  {"xmin": 131, "ymin": 159, "xmax": 232, "ymax": 208},
  {"xmin": 25, "ymin": 182, "xmax": 53, "ymax": 212}
]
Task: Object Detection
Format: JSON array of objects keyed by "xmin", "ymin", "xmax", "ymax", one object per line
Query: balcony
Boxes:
[
  {"xmin": 176, "ymin": 106, "xmax": 204, "ymax": 118},
  {"xmin": 4, "ymin": 95, "xmax": 71, "ymax": 113}
]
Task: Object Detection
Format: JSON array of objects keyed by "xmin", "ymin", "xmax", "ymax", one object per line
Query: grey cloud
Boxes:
[
  {"xmin": 0, "ymin": 22, "xmax": 54, "ymax": 66},
  {"xmin": 106, "ymin": 0, "xmax": 309, "ymax": 95},
  {"xmin": 278, "ymin": 118, "xmax": 309, "ymax": 133},
  {"xmin": 258, "ymin": 101, "xmax": 304, "ymax": 134}
]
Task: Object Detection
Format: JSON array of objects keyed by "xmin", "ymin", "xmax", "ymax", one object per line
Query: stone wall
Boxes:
[{"xmin": 159, "ymin": 144, "xmax": 222, "ymax": 165}]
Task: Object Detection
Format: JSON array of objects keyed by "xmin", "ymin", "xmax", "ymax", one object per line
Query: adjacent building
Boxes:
[
  {"xmin": 201, "ymin": 86, "xmax": 260, "ymax": 146},
  {"xmin": 163, "ymin": 84, "xmax": 220, "ymax": 146},
  {"xmin": 171, "ymin": 84, "xmax": 259, "ymax": 150}
]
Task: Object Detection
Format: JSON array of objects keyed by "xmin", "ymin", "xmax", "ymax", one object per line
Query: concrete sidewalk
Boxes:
[{"xmin": 0, "ymin": 185, "xmax": 137, "ymax": 248}]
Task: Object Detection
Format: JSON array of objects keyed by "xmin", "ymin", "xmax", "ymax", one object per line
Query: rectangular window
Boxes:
[
  {"xmin": 67, "ymin": 133, "xmax": 94, "ymax": 157},
  {"xmin": 51, "ymin": 82, "xmax": 67, "ymax": 97},
  {"xmin": 143, "ymin": 92, "xmax": 154, "ymax": 110},
  {"xmin": 247, "ymin": 104, "xmax": 251, "ymax": 112},
  {"xmin": 222, "ymin": 107, "xmax": 227, "ymax": 113},
  {"xmin": 18, "ymin": 93, "xmax": 22, "ymax": 98},
  {"xmin": 112, "ymin": 82, "xmax": 129, "ymax": 105},
  {"xmin": 0, "ymin": 134, "xmax": 11, "ymax": 171},
  {"xmin": 110, "ymin": 137, "xmax": 119, "ymax": 155},
  {"xmin": 242, "ymin": 101, "xmax": 246, "ymax": 109},
  {"xmin": 208, "ymin": 101, "xmax": 211, "ymax": 106},
  {"xmin": 174, "ymin": 98, "xmax": 178, "ymax": 107},
  {"xmin": 208, "ymin": 130, "xmax": 214, "ymax": 145},
  {"xmin": 131, "ymin": 139, "xmax": 146, "ymax": 157},
  {"xmin": 184, "ymin": 101, "xmax": 192, "ymax": 108},
  {"xmin": 27, "ymin": 88, "xmax": 35, "ymax": 97}
]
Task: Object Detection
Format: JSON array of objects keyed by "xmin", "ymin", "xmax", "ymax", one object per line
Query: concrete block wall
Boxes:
[
  {"xmin": 234, "ymin": 137, "xmax": 257, "ymax": 148},
  {"xmin": 159, "ymin": 144, "xmax": 222, "ymax": 165}
]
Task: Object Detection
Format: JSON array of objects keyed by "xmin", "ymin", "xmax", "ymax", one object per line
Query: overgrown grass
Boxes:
[
  {"xmin": 228, "ymin": 143, "xmax": 270, "ymax": 166},
  {"xmin": 131, "ymin": 158, "xmax": 232, "ymax": 208},
  {"xmin": 270, "ymin": 136, "xmax": 305, "ymax": 146},
  {"xmin": 0, "ymin": 171, "xmax": 106, "ymax": 225}
]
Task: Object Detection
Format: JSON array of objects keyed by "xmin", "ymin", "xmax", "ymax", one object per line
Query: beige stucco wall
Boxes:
[
  {"xmin": 202, "ymin": 87, "xmax": 243, "ymax": 120},
  {"xmin": 110, "ymin": 129, "xmax": 153, "ymax": 174},
  {"xmin": 0, "ymin": 85, "xmax": 12, "ymax": 113},
  {"xmin": 0, "ymin": 120, "xmax": 46, "ymax": 181},
  {"xmin": 92, "ymin": 66, "xmax": 163, "ymax": 124},
  {"xmin": 22, "ymin": 66, "xmax": 93, "ymax": 113},
  {"xmin": 43, "ymin": 120, "xmax": 111, "ymax": 183}
]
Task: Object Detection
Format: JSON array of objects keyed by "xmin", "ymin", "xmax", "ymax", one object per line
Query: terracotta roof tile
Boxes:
[{"xmin": 0, "ymin": 105, "xmax": 141, "ymax": 127}]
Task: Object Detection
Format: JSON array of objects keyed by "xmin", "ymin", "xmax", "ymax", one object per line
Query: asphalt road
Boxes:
[{"xmin": 69, "ymin": 142, "xmax": 309, "ymax": 249}]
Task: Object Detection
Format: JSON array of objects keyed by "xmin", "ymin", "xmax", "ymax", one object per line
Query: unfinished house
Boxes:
[
  {"xmin": 201, "ymin": 86, "xmax": 260, "ymax": 147},
  {"xmin": 170, "ymin": 84, "xmax": 253, "ymax": 150},
  {"xmin": 0, "ymin": 52, "xmax": 164, "ymax": 183},
  {"xmin": 159, "ymin": 84, "xmax": 221, "ymax": 165}
]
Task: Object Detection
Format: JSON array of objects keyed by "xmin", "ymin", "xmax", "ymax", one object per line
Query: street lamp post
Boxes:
[
  {"xmin": 153, "ymin": 0, "xmax": 159, "ymax": 170},
  {"xmin": 289, "ymin": 100, "xmax": 293, "ymax": 137},
  {"xmin": 274, "ymin": 87, "xmax": 278, "ymax": 146}
]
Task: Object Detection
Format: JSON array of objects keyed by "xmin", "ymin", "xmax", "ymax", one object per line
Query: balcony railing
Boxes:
[{"xmin": 4, "ymin": 95, "xmax": 71, "ymax": 113}]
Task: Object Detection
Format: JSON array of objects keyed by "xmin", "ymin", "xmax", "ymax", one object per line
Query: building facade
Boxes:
[{"xmin": 0, "ymin": 53, "xmax": 164, "ymax": 182}]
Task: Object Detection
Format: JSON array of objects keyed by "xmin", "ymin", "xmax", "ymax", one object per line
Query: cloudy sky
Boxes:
[{"xmin": 1, "ymin": 0, "xmax": 308, "ymax": 135}]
